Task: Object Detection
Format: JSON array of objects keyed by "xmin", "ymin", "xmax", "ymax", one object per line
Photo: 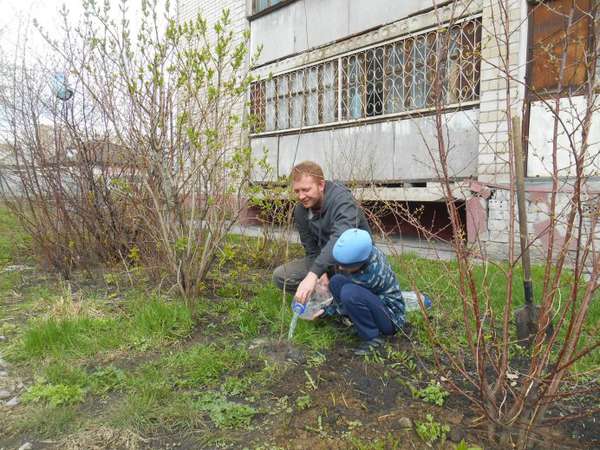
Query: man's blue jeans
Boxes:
[{"xmin": 329, "ymin": 274, "xmax": 396, "ymax": 341}]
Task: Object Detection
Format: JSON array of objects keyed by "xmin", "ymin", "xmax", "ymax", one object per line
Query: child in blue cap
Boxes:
[{"xmin": 329, "ymin": 228, "xmax": 405, "ymax": 355}]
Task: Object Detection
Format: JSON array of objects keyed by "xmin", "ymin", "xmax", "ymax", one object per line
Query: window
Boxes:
[
  {"xmin": 250, "ymin": 61, "xmax": 339, "ymax": 132},
  {"xmin": 250, "ymin": 18, "xmax": 481, "ymax": 132},
  {"xmin": 253, "ymin": 0, "xmax": 283, "ymax": 14}
]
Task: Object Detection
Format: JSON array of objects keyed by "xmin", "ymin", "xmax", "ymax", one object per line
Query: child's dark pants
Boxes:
[{"xmin": 329, "ymin": 274, "xmax": 396, "ymax": 340}]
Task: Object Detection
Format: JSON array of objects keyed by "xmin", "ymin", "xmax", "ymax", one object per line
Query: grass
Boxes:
[
  {"xmin": 106, "ymin": 343, "xmax": 262, "ymax": 433},
  {"xmin": 11, "ymin": 404, "xmax": 81, "ymax": 438},
  {"xmin": 7, "ymin": 293, "xmax": 194, "ymax": 362},
  {"xmin": 391, "ymin": 253, "xmax": 600, "ymax": 372},
  {"xmin": 0, "ymin": 205, "xmax": 597, "ymax": 447},
  {"xmin": 219, "ymin": 283, "xmax": 341, "ymax": 350},
  {"xmin": 0, "ymin": 205, "xmax": 31, "ymax": 266}
]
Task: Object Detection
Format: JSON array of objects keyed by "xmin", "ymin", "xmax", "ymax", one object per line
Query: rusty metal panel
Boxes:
[{"xmin": 530, "ymin": 0, "xmax": 591, "ymax": 93}]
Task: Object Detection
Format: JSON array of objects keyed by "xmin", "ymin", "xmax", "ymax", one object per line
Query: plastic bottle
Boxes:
[
  {"xmin": 291, "ymin": 281, "xmax": 334, "ymax": 320},
  {"xmin": 402, "ymin": 291, "xmax": 432, "ymax": 312}
]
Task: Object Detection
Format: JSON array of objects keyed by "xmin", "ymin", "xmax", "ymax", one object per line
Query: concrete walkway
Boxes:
[{"xmin": 230, "ymin": 225, "xmax": 456, "ymax": 261}]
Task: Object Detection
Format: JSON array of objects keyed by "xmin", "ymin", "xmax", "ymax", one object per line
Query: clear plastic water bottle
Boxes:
[
  {"xmin": 402, "ymin": 291, "xmax": 432, "ymax": 312},
  {"xmin": 291, "ymin": 281, "xmax": 333, "ymax": 321}
]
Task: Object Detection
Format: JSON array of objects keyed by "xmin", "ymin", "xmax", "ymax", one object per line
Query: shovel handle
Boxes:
[{"xmin": 512, "ymin": 116, "xmax": 533, "ymax": 306}]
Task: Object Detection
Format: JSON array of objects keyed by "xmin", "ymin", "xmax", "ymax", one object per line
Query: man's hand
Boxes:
[
  {"xmin": 295, "ymin": 272, "xmax": 318, "ymax": 304},
  {"xmin": 318, "ymin": 272, "xmax": 329, "ymax": 288}
]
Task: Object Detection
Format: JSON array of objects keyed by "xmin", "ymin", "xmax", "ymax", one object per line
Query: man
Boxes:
[{"xmin": 272, "ymin": 160, "xmax": 370, "ymax": 303}]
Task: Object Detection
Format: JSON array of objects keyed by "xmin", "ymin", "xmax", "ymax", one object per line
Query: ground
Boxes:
[{"xmin": 0, "ymin": 218, "xmax": 598, "ymax": 449}]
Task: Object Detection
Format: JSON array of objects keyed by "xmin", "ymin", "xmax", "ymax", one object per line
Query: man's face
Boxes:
[{"xmin": 292, "ymin": 174, "xmax": 325, "ymax": 209}]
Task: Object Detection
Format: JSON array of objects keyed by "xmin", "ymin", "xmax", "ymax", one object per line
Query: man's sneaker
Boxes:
[{"xmin": 353, "ymin": 337, "xmax": 384, "ymax": 356}]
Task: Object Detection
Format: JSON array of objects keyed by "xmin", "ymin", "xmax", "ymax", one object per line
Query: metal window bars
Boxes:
[{"xmin": 250, "ymin": 18, "xmax": 481, "ymax": 133}]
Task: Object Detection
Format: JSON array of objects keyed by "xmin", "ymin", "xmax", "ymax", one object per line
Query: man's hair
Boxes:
[{"xmin": 290, "ymin": 161, "xmax": 325, "ymax": 182}]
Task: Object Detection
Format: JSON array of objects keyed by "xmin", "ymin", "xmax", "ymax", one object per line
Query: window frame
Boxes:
[
  {"xmin": 249, "ymin": 15, "xmax": 482, "ymax": 135},
  {"xmin": 249, "ymin": 0, "xmax": 298, "ymax": 20}
]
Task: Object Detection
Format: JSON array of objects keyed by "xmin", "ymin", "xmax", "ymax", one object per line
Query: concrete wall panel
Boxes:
[
  {"xmin": 251, "ymin": 0, "xmax": 434, "ymax": 65},
  {"xmin": 528, "ymin": 96, "xmax": 600, "ymax": 178},
  {"xmin": 277, "ymin": 130, "xmax": 333, "ymax": 178},
  {"xmin": 393, "ymin": 110, "xmax": 480, "ymax": 180},
  {"xmin": 347, "ymin": 0, "xmax": 427, "ymax": 36},
  {"xmin": 251, "ymin": 110, "xmax": 479, "ymax": 183}
]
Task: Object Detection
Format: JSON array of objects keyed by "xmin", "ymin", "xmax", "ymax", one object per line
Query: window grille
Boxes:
[{"xmin": 250, "ymin": 18, "xmax": 481, "ymax": 133}]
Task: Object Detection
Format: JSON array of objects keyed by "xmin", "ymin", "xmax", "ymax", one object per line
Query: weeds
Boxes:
[
  {"xmin": 22, "ymin": 381, "xmax": 85, "ymax": 407},
  {"xmin": 413, "ymin": 381, "xmax": 450, "ymax": 406},
  {"xmin": 89, "ymin": 366, "xmax": 127, "ymax": 395},
  {"xmin": 415, "ymin": 414, "xmax": 450, "ymax": 445},
  {"xmin": 195, "ymin": 392, "xmax": 256, "ymax": 429},
  {"xmin": 295, "ymin": 394, "xmax": 312, "ymax": 410}
]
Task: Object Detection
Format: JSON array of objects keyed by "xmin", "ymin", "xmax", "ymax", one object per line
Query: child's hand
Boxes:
[{"xmin": 318, "ymin": 273, "xmax": 329, "ymax": 288}]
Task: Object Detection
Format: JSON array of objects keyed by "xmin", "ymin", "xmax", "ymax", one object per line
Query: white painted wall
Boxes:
[
  {"xmin": 250, "ymin": 0, "xmax": 439, "ymax": 66},
  {"xmin": 528, "ymin": 96, "xmax": 600, "ymax": 178},
  {"xmin": 250, "ymin": 109, "xmax": 480, "ymax": 182}
]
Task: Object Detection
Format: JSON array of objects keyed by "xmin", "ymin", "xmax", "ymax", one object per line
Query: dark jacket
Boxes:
[{"xmin": 294, "ymin": 181, "xmax": 370, "ymax": 276}]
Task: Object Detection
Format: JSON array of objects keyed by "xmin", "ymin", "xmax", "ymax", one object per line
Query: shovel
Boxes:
[{"xmin": 511, "ymin": 117, "xmax": 553, "ymax": 347}]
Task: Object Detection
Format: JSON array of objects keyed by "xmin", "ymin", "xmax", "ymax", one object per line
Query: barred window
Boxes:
[
  {"xmin": 250, "ymin": 61, "xmax": 339, "ymax": 132},
  {"xmin": 250, "ymin": 18, "xmax": 481, "ymax": 133}
]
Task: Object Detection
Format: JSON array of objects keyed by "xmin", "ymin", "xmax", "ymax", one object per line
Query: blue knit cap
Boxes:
[{"xmin": 333, "ymin": 228, "xmax": 372, "ymax": 266}]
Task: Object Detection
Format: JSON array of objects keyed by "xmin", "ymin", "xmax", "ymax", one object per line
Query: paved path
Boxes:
[{"xmin": 230, "ymin": 225, "xmax": 456, "ymax": 261}]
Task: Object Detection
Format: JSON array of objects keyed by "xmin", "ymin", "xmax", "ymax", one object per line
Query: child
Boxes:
[{"xmin": 328, "ymin": 228, "xmax": 405, "ymax": 355}]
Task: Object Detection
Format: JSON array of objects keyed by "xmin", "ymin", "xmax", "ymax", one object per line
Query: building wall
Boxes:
[
  {"xmin": 249, "ymin": 0, "xmax": 483, "ymax": 184},
  {"xmin": 251, "ymin": 109, "xmax": 480, "ymax": 182},
  {"xmin": 474, "ymin": 0, "xmax": 599, "ymax": 264},
  {"xmin": 250, "ymin": 0, "xmax": 434, "ymax": 66},
  {"xmin": 176, "ymin": 0, "xmax": 599, "ymax": 266}
]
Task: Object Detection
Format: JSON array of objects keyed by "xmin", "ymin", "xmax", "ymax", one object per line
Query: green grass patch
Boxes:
[
  {"xmin": 10, "ymin": 404, "xmax": 81, "ymax": 438},
  {"xmin": 0, "ymin": 205, "xmax": 31, "ymax": 265},
  {"xmin": 108, "ymin": 342, "xmax": 254, "ymax": 433},
  {"xmin": 221, "ymin": 283, "xmax": 339, "ymax": 350},
  {"xmin": 391, "ymin": 254, "xmax": 600, "ymax": 373},
  {"xmin": 8, "ymin": 292, "xmax": 194, "ymax": 362},
  {"xmin": 161, "ymin": 343, "xmax": 249, "ymax": 388},
  {"xmin": 109, "ymin": 386, "xmax": 203, "ymax": 433},
  {"xmin": 13, "ymin": 316, "xmax": 122, "ymax": 360},
  {"xmin": 127, "ymin": 294, "xmax": 194, "ymax": 347}
]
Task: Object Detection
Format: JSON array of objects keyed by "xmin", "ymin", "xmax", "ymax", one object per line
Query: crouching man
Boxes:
[{"xmin": 272, "ymin": 161, "xmax": 370, "ymax": 303}]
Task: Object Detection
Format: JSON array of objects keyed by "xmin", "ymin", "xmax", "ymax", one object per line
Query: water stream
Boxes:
[{"xmin": 287, "ymin": 311, "xmax": 300, "ymax": 340}]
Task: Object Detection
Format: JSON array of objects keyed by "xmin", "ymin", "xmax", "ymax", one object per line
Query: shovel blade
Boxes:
[{"xmin": 514, "ymin": 304, "xmax": 554, "ymax": 348}]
